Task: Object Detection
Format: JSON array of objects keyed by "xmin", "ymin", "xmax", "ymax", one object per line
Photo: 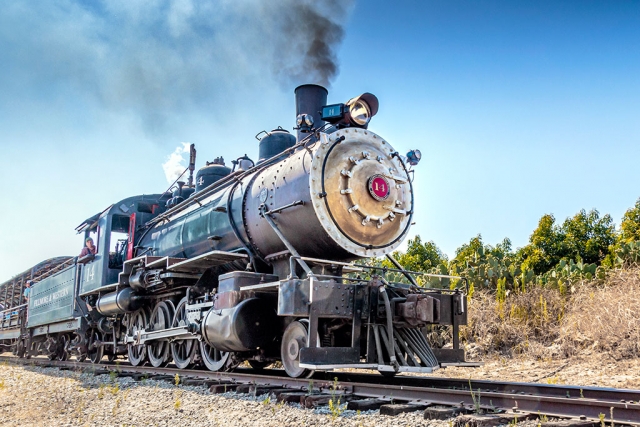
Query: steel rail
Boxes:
[
  {"xmin": 330, "ymin": 372, "xmax": 640, "ymax": 404},
  {"xmin": 2, "ymin": 355, "xmax": 639, "ymax": 425}
]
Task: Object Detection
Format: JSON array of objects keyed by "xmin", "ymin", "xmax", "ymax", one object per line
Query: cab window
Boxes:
[{"xmin": 109, "ymin": 215, "xmax": 130, "ymax": 269}]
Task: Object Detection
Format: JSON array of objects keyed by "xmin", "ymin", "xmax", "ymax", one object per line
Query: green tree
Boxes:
[
  {"xmin": 518, "ymin": 214, "xmax": 563, "ymax": 274},
  {"xmin": 561, "ymin": 209, "xmax": 615, "ymax": 264},
  {"xmin": 519, "ymin": 209, "xmax": 615, "ymax": 274},
  {"xmin": 385, "ymin": 236, "xmax": 447, "ymax": 272},
  {"xmin": 602, "ymin": 198, "xmax": 640, "ymax": 268},
  {"xmin": 452, "ymin": 235, "xmax": 484, "ymax": 265},
  {"xmin": 620, "ymin": 198, "xmax": 640, "ymax": 243}
]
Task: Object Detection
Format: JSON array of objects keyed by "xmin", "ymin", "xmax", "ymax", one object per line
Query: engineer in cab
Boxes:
[{"xmin": 78, "ymin": 237, "xmax": 97, "ymax": 263}]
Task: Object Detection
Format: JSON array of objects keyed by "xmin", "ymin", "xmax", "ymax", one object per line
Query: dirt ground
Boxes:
[{"xmin": 428, "ymin": 350, "xmax": 640, "ymax": 389}]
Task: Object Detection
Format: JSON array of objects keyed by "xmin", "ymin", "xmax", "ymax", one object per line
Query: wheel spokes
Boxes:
[
  {"xmin": 128, "ymin": 308, "xmax": 149, "ymax": 366},
  {"xmin": 148, "ymin": 301, "xmax": 173, "ymax": 367},
  {"xmin": 200, "ymin": 340, "xmax": 230, "ymax": 372},
  {"xmin": 170, "ymin": 297, "xmax": 195, "ymax": 369}
]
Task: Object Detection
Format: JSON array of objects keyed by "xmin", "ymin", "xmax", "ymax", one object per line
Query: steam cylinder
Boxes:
[
  {"xmin": 201, "ymin": 298, "xmax": 277, "ymax": 352},
  {"xmin": 96, "ymin": 288, "xmax": 143, "ymax": 316}
]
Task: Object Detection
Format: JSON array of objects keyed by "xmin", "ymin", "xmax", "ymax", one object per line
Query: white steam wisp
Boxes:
[{"xmin": 162, "ymin": 142, "xmax": 191, "ymax": 184}]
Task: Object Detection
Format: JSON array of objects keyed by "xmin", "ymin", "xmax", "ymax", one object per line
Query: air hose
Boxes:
[{"xmin": 378, "ymin": 285, "xmax": 399, "ymax": 371}]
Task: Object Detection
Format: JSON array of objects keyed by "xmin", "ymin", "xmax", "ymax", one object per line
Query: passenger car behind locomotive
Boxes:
[{"xmin": 0, "ymin": 85, "xmax": 472, "ymax": 377}]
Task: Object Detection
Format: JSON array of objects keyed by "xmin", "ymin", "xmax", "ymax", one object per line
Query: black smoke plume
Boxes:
[
  {"xmin": 0, "ymin": 0, "xmax": 355, "ymax": 132},
  {"xmin": 274, "ymin": 1, "xmax": 349, "ymax": 86}
]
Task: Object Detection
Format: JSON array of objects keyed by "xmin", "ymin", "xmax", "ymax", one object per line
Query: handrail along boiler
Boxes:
[{"xmin": 0, "ymin": 84, "xmax": 473, "ymax": 377}]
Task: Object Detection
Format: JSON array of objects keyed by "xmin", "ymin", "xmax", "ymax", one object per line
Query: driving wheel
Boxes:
[
  {"xmin": 199, "ymin": 341, "xmax": 230, "ymax": 372},
  {"xmin": 127, "ymin": 308, "xmax": 149, "ymax": 366},
  {"xmin": 170, "ymin": 297, "xmax": 196, "ymax": 369},
  {"xmin": 147, "ymin": 301, "xmax": 174, "ymax": 367}
]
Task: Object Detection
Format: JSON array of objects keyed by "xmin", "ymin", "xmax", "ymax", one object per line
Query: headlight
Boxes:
[
  {"xmin": 348, "ymin": 100, "xmax": 371, "ymax": 126},
  {"xmin": 321, "ymin": 92, "xmax": 379, "ymax": 129}
]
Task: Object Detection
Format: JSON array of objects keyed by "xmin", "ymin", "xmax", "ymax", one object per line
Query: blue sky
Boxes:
[{"xmin": 1, "ymin": 1, "xmax": 639, "ymax": 280}]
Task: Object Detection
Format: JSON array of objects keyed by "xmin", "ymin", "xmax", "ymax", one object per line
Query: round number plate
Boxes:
[{"xmin": 368, "ymin": 174, "xmax": 391, "ymax": 201}]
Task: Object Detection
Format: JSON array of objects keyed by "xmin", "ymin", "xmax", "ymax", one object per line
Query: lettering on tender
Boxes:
[{"xmin": 32, "ymin": 288, "xmax": 70, "ymax": 308}]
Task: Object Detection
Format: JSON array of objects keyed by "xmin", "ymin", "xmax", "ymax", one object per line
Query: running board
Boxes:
[
  {"xmin": 167, "ymin": 250, "xmax": 248, "ymax": 273},
  {"xmin": 145, "ymin": 256, "xmax": 186, "ymax": 269}
]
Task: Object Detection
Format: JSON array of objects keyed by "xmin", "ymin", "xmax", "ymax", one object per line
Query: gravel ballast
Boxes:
[
  {"xmin": 0, "ymin": 362, "xmax": 456, "ymax": 427},
  {"xmin": 2, "ymin": 353, "xmax": 621, "ymax": 427}
]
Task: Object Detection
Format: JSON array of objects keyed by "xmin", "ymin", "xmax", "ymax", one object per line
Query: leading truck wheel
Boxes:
[{"xmin": 281, "ymin": 321, "xmax": 315, "ymax": 378}]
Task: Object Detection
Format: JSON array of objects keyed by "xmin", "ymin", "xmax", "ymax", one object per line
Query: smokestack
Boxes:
[{"xmin": 294, "ymin": 84, "xmax": 328, "ymax": 141}]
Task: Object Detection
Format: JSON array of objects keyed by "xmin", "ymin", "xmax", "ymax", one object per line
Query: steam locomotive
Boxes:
[{"xmin": 0, "ymin": 85, "xmax": 470, "ymax": 377}]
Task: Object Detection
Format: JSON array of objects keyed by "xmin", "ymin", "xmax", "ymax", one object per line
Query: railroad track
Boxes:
[{"xmin": 2, "ymin": 355, "xmax": 639, "ymax": 426}]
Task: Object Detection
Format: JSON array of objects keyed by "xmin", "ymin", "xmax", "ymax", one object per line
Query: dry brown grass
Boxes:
[
  {"xmin": 461, "ymin": 267, "xmax": 640, "ymax": 359},
  {"xmin": 559, "ymin": 268, "xmax": 640, "ymax": 358}
]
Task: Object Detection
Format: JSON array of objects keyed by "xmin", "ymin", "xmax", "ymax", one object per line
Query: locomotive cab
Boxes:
[{"xmin": 76, "ymin": 195, "xmax": 167, "ymax": 296}]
